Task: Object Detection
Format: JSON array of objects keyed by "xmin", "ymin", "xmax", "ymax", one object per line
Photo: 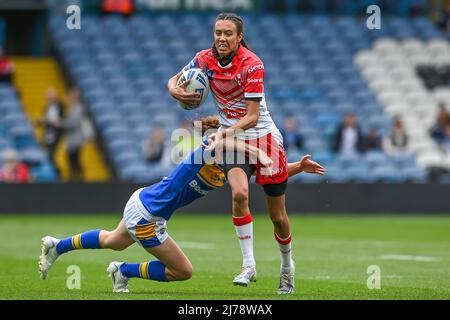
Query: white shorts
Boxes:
[{"xmin": 123, "ymin": 188, "xmax": 169, "ymax": 248}]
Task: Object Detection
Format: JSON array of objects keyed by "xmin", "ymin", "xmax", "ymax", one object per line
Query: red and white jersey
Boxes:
[{"xmin": 182, "ymin": 46, "xmax": 281, "ymax": 142}]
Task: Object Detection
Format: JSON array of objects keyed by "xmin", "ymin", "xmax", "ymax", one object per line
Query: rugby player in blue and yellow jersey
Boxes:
[{"xmin": 39, "ymin": 118, "xmax": 324, "ymax": 292}]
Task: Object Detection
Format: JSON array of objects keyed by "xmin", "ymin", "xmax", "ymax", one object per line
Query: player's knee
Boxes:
[
  {"xmin": 270, "ymin": 212, "xmax": 287, "ymax": 226},
  {"xmin": 174, "ymin": 262, "xmax": 193, "ymax": 281},
  {"xmin": 102, "ymin": 232, "xmax": 128, "ymax": 251},
  {"xmin": 232, "ymin": 187, "xmax": 248, "ymax": 205}
]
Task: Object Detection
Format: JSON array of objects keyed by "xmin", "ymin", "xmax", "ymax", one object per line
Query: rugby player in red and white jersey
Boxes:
[{"xmin": 168, "ymin": 13, "xmax": 295, "ymax": 294}]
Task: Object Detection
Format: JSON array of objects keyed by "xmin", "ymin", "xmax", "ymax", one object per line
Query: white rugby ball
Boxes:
[{"xmin": 176, "ymin": 68, "xmax": 210, "ymax": 110}]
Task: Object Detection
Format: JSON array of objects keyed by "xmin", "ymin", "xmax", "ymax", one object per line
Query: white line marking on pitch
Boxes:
[
  {"xmin": 379, "ymin": 254, "xmax": 441, "ymax": 262},
  {"xmin": 178, "ymin": 242, "xmax": 216, "ymax": 250}
]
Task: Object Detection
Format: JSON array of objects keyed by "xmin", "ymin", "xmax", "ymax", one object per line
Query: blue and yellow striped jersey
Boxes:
[{"xmin": 139, "ymin": 144, "xmax": 226, "ymax": 221}]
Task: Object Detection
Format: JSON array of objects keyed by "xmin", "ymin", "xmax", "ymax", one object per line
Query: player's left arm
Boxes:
[
  {"xmin": 287, "ymin": 154, "xmax": 326, "ymax": 177},
  {"xmin": 210, "ymin": 100, "xmax": 259, "ymax": 144}
]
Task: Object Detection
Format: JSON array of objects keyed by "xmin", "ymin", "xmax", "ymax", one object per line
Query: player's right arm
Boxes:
[
  {"xmin": 168, "ymin": 53, "xmax": 205, "ymax": 106},
  {"xmin": 167, "ymin": 72, "xmax": 201, "ymax": 106}
]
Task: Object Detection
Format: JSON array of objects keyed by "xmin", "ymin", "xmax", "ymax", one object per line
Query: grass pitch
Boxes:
[{"xmin": 0, "ymin": 214, "xmax": 449, "ymax": 300}]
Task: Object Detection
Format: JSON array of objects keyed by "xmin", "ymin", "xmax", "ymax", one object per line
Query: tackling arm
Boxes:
[{"xmin": 214, "ymin": 137, "xmax": 272, "ymax": 169}]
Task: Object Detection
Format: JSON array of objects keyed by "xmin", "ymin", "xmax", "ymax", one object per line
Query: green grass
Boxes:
[{"xmin": 0, "ymin": 214, "xmax": 449, "ymax": 300}]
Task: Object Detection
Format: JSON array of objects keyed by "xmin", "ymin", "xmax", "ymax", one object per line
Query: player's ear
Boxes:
[{"xmin": 238, "ymin": 33, "xmax": 243, "ymax": 44}]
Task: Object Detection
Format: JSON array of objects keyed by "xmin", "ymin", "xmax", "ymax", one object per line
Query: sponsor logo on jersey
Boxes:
[
  {"xmin": 222, "ymin": 107, "xmax": 248, "ymax": 119},
  {"xmin": 247, "ymin": 78, "xmax": 263, "ymax": 83},
  {"xmin": 247, "ymin": 64, "xmax": 264, "ymax": 73},
  {"xmin": 235, "ymin": 73, "xmax": 243, "ymax": 86},
  {"xmin": 189, "ymin": 180, "xmax": 209, "ymax": 196}
]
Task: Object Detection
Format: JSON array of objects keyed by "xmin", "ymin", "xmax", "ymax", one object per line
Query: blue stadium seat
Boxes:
[
  {"xmin": 10, "ymin": 125, "xmax": 36, "ymax": 149},
  {"xmin": 30, "ymin": 162, "xmax": 57, "ymax": 182},
  {"xmin": 390, "ymin": 153, "xmax": 417, "ymax": 168},
  {"xmin": 103, "ymin": 124, "xmax": 130, "ymax": 141},
  {"xmin": 119, "ymin": 163, "xmax": 149, "ymax": 181},
  {"xmin": 309, "ymin": 149, "xmax": 335, "ymax": 165},
  {"xmin": 337, "ymin": 153, "xmax": 361, "ymax": 169},
  {"xmin": 0, "ymin": 137, "xmax": 13, "ymax": 150},
  {"xmin": 20, "ymin": 148, "xmax": 48, "ymax": 165},
  {"xmin": 107, "ymin": 138, "xmax": 135, "ymax": 155},
  {"xmin": 401, "ymin": 166, "xmax": 428, "ymax": 183},
  {"xmin": 364, "ymin": 151, "xmax": 389, "ymax": 168},
  {"xmin": 326, "ymin": 169, "xmax": 351, "ymax": 183},
  {"xmin": 372, "ymin": 166, "xmax": 406, "ymax": 183},
  {"xmin": 114, "ymin": 151, "xmax": 142, "ymax": 169}
]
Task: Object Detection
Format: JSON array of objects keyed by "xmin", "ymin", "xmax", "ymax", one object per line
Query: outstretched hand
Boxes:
[{"xmin": 299, "ymin": 154, "xmax": 325, "ymax": 175}]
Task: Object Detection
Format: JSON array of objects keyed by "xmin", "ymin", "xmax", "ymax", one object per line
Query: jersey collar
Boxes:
[{"xmin": 213, "ymin": 45, "xmax": 244, "ymax": 69}]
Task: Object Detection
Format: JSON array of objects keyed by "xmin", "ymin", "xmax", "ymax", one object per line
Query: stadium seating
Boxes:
[
  {"xmin": 48, "ymin": 13, "xmax": 448, "ymax": 183},
  {"xmin": 0, "ymin": 83, "xmax": 57, "ymax": 182}
]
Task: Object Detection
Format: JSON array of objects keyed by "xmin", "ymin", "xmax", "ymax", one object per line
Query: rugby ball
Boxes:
[{"xmin": 176, "ymin": 68, "xmax": 210, "ymax": 110}]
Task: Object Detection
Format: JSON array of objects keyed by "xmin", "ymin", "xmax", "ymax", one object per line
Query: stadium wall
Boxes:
[{"xmin": 0, "ymin": 183, "xmax": 449, "ymax": 214}]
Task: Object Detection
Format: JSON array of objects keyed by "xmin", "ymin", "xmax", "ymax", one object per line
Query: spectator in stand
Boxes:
[
  {"xmin": 280, "ymin": 116, "xmax": 304, "ymax": 152},
  {"xmin": 102, "ymin": 0, "xmax": 134, "ymax": 16},
  {"xmin": 332, "ymin": 112, "xmax": 364, "ymax": 156},
  {"xmin": 441, "ymin": 123, "xmax": 450, "ymax": 153},
  {"xmin": 437, "ymin": 3, "xmax": 450, "ymax": 32},
  {"xmin": 37, "ymin": 87, "xmax": 65, "ymax": 178},
  {"xmin": 430, "ymin": 104, "xmax": 449, "ymax": 143},
  {"xmin": 63, "ymin": 88, "xmax": 86, "ymax": 181},
  {"xmin": 0, "ymin": 149, "xmax": 31, "ymax": 183},
  {"xmin": 0, "ymin": 46, "xmax": 14, "ymax": 83},
  {"xmin": 362, "ymin": 127, "xmax": 382, "ymax": 152},
  {"xmin": 383, "ymin": 116, "xmax": 409, "ymax": 154},
  {"xmin": 143, "ymin": 126, "xmax": 165, "ymax": 164}
]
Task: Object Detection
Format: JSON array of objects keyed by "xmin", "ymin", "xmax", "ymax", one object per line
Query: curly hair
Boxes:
[{"xmin": 195, "ymin": 116, "xmax": 220, "ymax": 135}]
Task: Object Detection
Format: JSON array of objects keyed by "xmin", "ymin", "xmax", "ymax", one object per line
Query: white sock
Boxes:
[
  {"xmin": 275, "ymin": 233, "xmax": 293, "ymax": 270},
  {"xmin": 233, "ymin": 214, "xmax": 255, "ymax": 267}
]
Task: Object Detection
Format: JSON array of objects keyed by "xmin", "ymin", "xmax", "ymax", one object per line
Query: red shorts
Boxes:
[{"xmin": 247, "ymin": 133, "xmax": 288, "ymax": 185}]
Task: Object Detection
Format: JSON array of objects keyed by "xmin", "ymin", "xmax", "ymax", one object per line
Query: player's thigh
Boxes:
[
  {"xmin": 144, "ymin": 236, "xmax": 191, "ymax": 271},
  {"xmin": 101, "ymin": 219, "xmax": 135, "ymax": 249},
  {"xmin": 113, "ymin": 219, "xmax": 135, "ymax": 242}
]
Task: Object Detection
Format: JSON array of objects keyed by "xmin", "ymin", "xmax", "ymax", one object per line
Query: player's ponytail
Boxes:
[{"xmin": 214, "ymin": 12, "xmax": 251, "ymax": 51}]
